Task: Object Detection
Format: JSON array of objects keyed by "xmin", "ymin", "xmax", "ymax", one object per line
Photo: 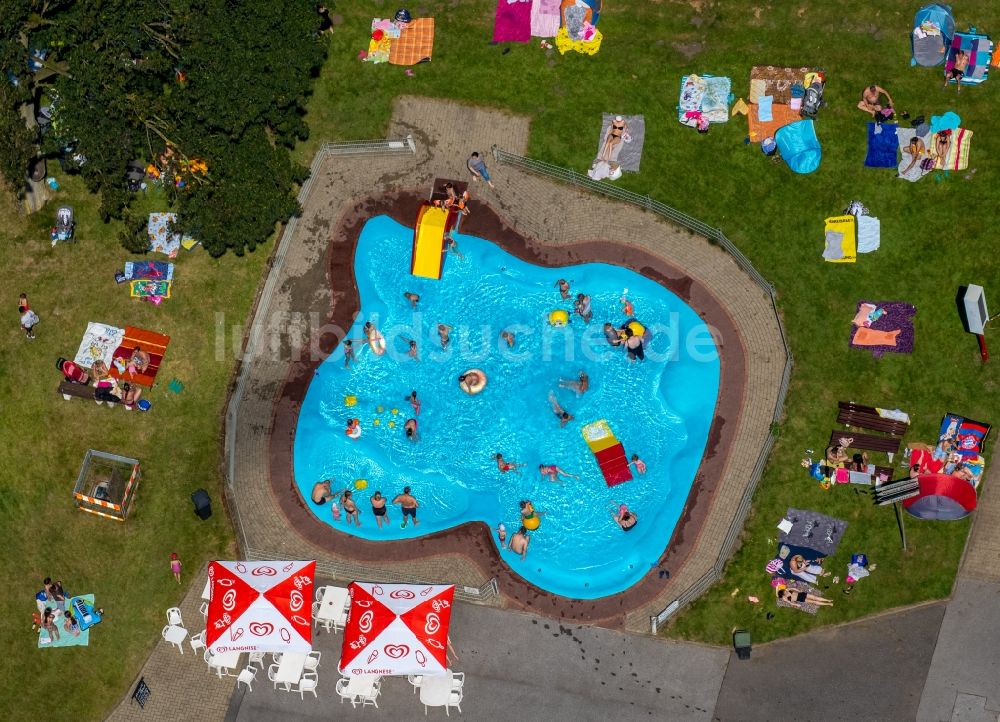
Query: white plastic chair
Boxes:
[
  {"xmin": 189, "ymin": 630, "xmax": 206, "ymax": 654},
  {"xmin": 312, "ymin": 601, "xmax": 333, "ymax": 633},
  {"xmin": 270, "ymin": 652, "xmax": 284, "ymax": 664},
  {"xmin": 248, "ymin": 651, "xmax": 265, "ymax": 669},
  {"xmin": 446, "ymin": 689, "xmax": 463, "ymax": 716},
  {"xmin": 336, "ymin": 678, "xmax": 356, "ymax": 707},
  {"xmin": 237, "ymin": 666, "xmax": 257, "ymax": 692},
  {"xmin": 199, "ymin": 601, "xmax": 209, "ymax": 617},
  {"xmin": 407, "ymin": 674, "xmax": 423, "ymax": 694},
  {"xmin": 297, "ymin": 672, "xmax": 319, "ymax": 700},
  {"xmin": 451, "ymin": 672, "xmax": 465, "ymax": 690},
  {"xmin": 161, "ymin": 624, "xmax": 185, "ymax": 653},
  {"xmin": 304, "ymin": 651, "xmax": 321, "ymax": 671},
  {"xmin": 166, "ymin": 607, "xmax": 183, "ymax": 626},
  {"xmin": 267, "ymin": 663, "xmax": 281, "ymax": 690},
  {"xmin": 360, "ymin": 680, "xmax": 380, "ymax": 709}
]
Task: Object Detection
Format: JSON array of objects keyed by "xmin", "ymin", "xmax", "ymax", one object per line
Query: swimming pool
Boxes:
[{"xmin": 293, "ymin": 215, "xmax": 720, "ymax": 599}]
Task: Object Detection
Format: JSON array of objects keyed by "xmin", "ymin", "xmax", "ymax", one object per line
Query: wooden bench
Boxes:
[
  {"xmin": 828, "ymin": 430, "xmax": 901, "ymax": 457},
  {"xmin": 837, "ymin": 401, "xmax": 909, "ymax": 437},
  {"xmin": 57, "ymin": 381, "xmax": 109, "ymax": 405}
]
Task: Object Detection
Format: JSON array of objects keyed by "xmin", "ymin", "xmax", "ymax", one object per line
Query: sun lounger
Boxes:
[
  {"xmin": 829, "ymin": 431, "xmax": 901, "ymax": 458},
  {"xmin": 837, "ymin": 402, "xmax": 909, "ymax": 437}
]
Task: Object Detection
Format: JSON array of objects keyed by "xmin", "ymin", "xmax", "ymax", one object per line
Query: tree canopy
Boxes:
[{"xmin": 0, "ymin": 0, "xmax": 326, "ymax": 256}]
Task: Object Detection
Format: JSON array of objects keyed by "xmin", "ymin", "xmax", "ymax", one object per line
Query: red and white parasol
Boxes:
[
  {"xmin": 339, "ymin": 582, "xmax": 454, "ymax": 676},
  {"xmin": 205, "ymin": 560, "xmax": 315, "ymax": 654}
]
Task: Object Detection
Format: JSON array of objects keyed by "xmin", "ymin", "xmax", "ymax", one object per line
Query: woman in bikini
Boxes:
[
  {"xmin": 776, "ymin": 585, "xmax": 833, "ymax": 608},
  {"xmin": 370, "ymin": 491, "xmax": 389, "ymax": 529},
  {"xmin": 900, "ymin": 136, "xmax": 926, "ymax": 176},
  {"xmin": 601, "ymin": 116, "xmax": 628, "ymax": 162},
  {"xmin": 934, "ymin": 130, "xmax": 952, "ymax": 169}
]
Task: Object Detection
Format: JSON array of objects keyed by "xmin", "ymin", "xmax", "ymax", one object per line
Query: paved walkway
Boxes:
[{"xmin": 227, "ymin": 96, "xmax": 786, "ymax": 631}]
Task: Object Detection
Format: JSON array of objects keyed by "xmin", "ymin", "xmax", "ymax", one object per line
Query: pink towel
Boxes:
[
  {"xmin": 531, "ymin": 0, "xmax": 561, "ymax": 38},
  {"xmin": 493, "ymin": 0, "xmax": 533, "ymax": 43}
]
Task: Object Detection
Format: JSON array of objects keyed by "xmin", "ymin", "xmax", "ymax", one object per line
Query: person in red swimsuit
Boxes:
[{"xmin": 495, "ymin": 453, "xmax": 524, "ymax": 473}]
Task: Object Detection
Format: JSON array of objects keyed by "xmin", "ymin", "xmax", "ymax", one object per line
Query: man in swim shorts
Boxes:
[
  {"xmin": 548, "ymin": 391, "xmax": 573, "ymax": 427},
  {"xmin": 370, "ymin": 491, "xmax": 389, "ymax": 529},
  {"xmin": 311, "ymin": 480, "xmax": 334, "ymax": 505},
  {"xmin": 495, "ymin": 453, "xmax": 524, "ymax": 473},
  {"xmin": 508, "ymin": 526, "xmax": 530, "ymax": 560},
  {"xmin": 393, "ymin": 486, "xmax": 420, "ymax": 528},
  {"xmin": 437, "ymin": 323, "xmax": 452, "ymax": 349},
  {"xmin": 574, "ymin": 293, "xmax": 593, "ymax": 324},
  {"xmin": 945, "ymin": 50, "xmax": 969, "ymax": 93},
  {"xmin": 539, "ymin": 464, "xmax": 578, "ymax": 483},
  {"xmin": 624, "ymin": 330, "xmax": 645, "ymax": 362},
  {"xmin": 403, "ymin": 292, "xmax": 420, "ymax": 308},
  {"xmin": 341, "ymin": 490, "xmax": 360, "ymax": 526},
  {"xmin": 559, "ymin": 370, "xmax": 589, "ymax": 396},
  {"xmin": 555, "ymin": 278, "xmax": 571, "ymax": 299},
  {"xmin": 613, "ymin": 506, "xmax": 639, "ymax": 532}
]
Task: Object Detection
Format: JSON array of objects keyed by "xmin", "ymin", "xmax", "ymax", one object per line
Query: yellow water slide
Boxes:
[{"xmin": 410, "ymin": 203, "xmax": 454, "ymax": 279}]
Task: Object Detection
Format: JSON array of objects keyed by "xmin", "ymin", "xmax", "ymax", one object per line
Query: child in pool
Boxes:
[{"xmin": 497, "ymin": 523, "xmax": 507, "ymax": 549}]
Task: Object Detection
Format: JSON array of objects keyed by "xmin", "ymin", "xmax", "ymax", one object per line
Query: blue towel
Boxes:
[
  {"xmin": 864, "ymin": 122, "xmax": 899, "ymax": 168},
  {"xmin": 758, "ymin": 95, "xmax": 773, "ymax": 122}
]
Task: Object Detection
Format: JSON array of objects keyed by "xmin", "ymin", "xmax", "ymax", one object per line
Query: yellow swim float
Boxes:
[
  {"xmin": 344, "ymin": 395, "xmax": 358, "ymax": 407},
  {"xmin": 548, "ymin": 309, "xmax": 569, "ymax": 327},
  {"xmin": 354, "ymin": 479, "xmax": 368, "ymax": 490},
  {"xmin": 523, "ymin": 515, "xmax": 541, "ymax": 531},
  {"xmin": 459, "ymin": 369, "xmax": 487, "ymax": 395}
]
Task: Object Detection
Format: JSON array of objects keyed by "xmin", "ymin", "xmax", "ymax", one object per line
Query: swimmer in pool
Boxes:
[
  {"xmin": 343, "ymin": 339, "xmax": 356, "ymax": 368},
  {"xmin": 495, "ymin": 453, "xmax": 524, "ymax": 474},
  {"xmin": 401, "ymin": 336, "xmax": 419, "ymax": 361},
  {"xmin": 555, "ymin": 278, "xmax": 571, "ymax": 300},
  {"xmin": 548, "ymin": 391, "xmax": 573, "ymax": 427},
  {"xmin": 539, "ymin": 464, "xmax": 578, "ymax": 483},
  {"xmin": 393, "ymin": 486, "xmax": 420, "ymax": 528},
  {"xmin": 404, "ymin": 418, "xmax": 418, "ymax": 441},
  {"xmin": 509, "ymin": 526, "xmax": 530, "ymax": 560},
  {"xmin": 621, "ymin": 293, "xmax": 634, "ymax": 317},
  {"xmin": 519, "ymin": 499, "xmax": 545, "ymax": 522},
  {"xmin": 613, "ymin": 507, "xmax": 638, "ymax": 532},
  {"xmin": 629, "ymin": 454, "xmax": 647, "ymax": 475},
  {"xmin": 406, "ymin": 390, "xmax": 421, "ymax": 415},
  {"xmin": 445, "ymin": 232, "xmax": 464, "ymax": 259},
  {"xmin": 559, "ymin": 370, "xmax": 589, "ymax": 396},
  {"xmin": 500, "ymin": 329, "xmax": 515, "ymax": 348},
  {"xmin": 311, "ymin": 480, "xmax": 335, "ymax": 505},
  {"xmin": 604, "ymin": 323, "xmax": 623, "ymax": 347},
  {"xmin": 459, "ymin": 370, "xmax": 484, "ymax": 390},
  {"xmin": 341, "ymin": 490, "xmax": 360, "ymax": 526},
  {"xmin": 574, "ymin": 293, "xmax": 593, "ymax": 323},
  {"xmin": 370, "ymin": 491, "xmax": 389, "ymax": 529},
  {"xmin": 403, "ymin": 292, "xmax": 420, "ymax": 308},
  {"xmin": 437, "ymin": 323, "xmax": 453, "ymax": 350}
]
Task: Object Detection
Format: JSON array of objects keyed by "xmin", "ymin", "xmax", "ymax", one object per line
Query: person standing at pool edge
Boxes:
[
  {"xmin": 509, "ymin": 526, "xmax": 530, "ymax": 560},
  {"xmin": 370, "ymin": 491, "xmax": 389, "ymax": 529},
  {"xmin": 393, "ymin": 486, "xmax": 420, "ymax": 528}
]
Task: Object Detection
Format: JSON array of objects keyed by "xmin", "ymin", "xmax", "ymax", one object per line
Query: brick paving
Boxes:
[
  {"xmin": 226, "ymin": 97, "xmax": 787, "ymax": 632},
  {"xmin": 958, "ymin": 438, "xmax": 1000, "ymax": 581},
  {"xmin": 106, "ymin": 565, "xmax": 234, "ymax": 722}
]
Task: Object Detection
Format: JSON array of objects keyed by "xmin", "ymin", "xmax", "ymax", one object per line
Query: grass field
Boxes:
[{"xmin": 2, "ymin": 0, "xmax": 999, "ymax": 717}]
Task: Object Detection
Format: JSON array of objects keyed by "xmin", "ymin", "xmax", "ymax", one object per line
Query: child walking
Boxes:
[
  {"xmin": 170, "ymin": 552, "xmax": 182, "ymax": 584},
  {"xmin": 19, "ymin": 293, "xmax": 39, "ymax": 339}
]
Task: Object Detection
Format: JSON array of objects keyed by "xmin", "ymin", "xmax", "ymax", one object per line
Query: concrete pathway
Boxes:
[{"xmin": 228, "ymin": 599, "xmax": 729, "ymax": 722}]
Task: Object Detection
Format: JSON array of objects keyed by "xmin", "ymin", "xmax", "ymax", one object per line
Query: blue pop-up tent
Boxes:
[
  {"xmin": 775, "ymin": 119, "xmax": 821, "ymax": 175},
  {"xmin": 912, "ymin": 4, "xmax": 955, "ymax": 66}
]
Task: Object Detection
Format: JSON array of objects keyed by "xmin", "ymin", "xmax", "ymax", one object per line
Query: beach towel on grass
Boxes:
[
  {"xmin": 389, "ymin": 18, "xmax": 434, "ymax": 65},
  {"xmin": 129, "ymin": 280, "xmax": 171, "ymax": 299},
  {"xmin": 493, "ymin": 0, "xmax": 532, "ymax": 43},
  {"xmin": 856, "ymin": 215, "xmax": 881, "ymax": 254},
  {"xmin": 823, "ymin": 216, "xmax": 856, "ymax": 263},
  {"xmin": 865, "ymin": 122, "xmax": 899, "ymax": 168},
  {"xmin": 678, "ymin": 74, "xmax": 731, "ymax": 126},
  {"xmin": 531, "ymin": 0, "xmax": 561, "ymax": 38},
  {"xmin": 774, "ymin": 579, "xmax": 823, "ymax": 614},
  {"xmin": 38, "ymin": 594, "xmax": 94, "ymax": 648},
  {"xmin": 596, "ymin": 114, "xmax": 645, "ymax": 172},
  {"xmin": 747, "ymin": 102, "xmax": 800, "ymax": 143},
  {"xmin": 896, "ymin": 127, "xmax": 934, "ymax": 182},
  {"xmin": 124, "ymin": 260, "xmax": 174, "ymax": 282},
  {"xmin": 74, "ymin": 322, "xmax": 125, "ymax": 369},
  {"xmin": 109, "ymin": 326, "xmax": 170, "ymax": 387},
  {"xmin": 779, "ymin": 509, "xmax": 848, "ymax": 557},
  {"xmin": 939, "ymin": 127, "xmax": 973, "ymax": 171},
  {"xmin": 749, "ymin": 65, "xmax": 814, "ymax": 104},
  {"xmin": 850, "ymin": 300, "xmax": 916, "ymax": 357}
]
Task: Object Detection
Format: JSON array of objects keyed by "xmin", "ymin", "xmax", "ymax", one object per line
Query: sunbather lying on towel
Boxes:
[
  {"xmin": 858, "ymin": 85, "xmax": 894, "ymax": 118},
  {"xmin": 776, "ymin": 584, "xmax": 833, "ymax": 608},
  {"xmin": 600, "ymin": 116, "xmax": 628, "ymax": 162}
]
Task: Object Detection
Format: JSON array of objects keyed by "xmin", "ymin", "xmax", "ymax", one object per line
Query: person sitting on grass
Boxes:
[
  {"xmin": 857, "ymin": 85, "xmax": 894, "ymax": 118},
  {"xmin": 825, "ymin": 442, "xmax": 850, "ymax": 467},
  {"xmin": 900, "ymin": 136, "xmax": 926, "ymax": 176}
]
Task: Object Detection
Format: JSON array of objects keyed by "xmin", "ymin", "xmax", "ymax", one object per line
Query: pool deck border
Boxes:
[{"xmin": 227, "ymin": 97, "xmax": 787, "ymax": 632}]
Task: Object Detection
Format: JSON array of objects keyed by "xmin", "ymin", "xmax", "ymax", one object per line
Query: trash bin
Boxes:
[
  {"xmin": 733, "ymin": 629, "xmax": 752, "ymax": 660},
  {"xmin": 191, "ymin": 489, "xmax": 212, "ymax": 520}
]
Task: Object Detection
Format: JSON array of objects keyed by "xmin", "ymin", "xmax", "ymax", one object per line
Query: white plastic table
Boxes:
[
  {"xmin": 344, "ymin": 675, "xmax": 379, "ymax": 704},
  {"xmin": 419, "ymin": 671, "xmax": 454, "ymax": 709},
  {"xmin": 209, "ymin": 649, "xmax": 242, "ymax": 677},
  {"xmin": 274, "ymin": 652, "xmax": 308, "ymax": 691},
  {"xmin": 317, "ymin": 586, "xmax": 349, "ymax": 623},
  {"xmin": 163, "ymin": 625, "xmax": 187, "ymax": 646}
]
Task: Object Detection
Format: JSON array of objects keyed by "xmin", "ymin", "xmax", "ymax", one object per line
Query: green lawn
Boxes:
[{"xmin": 3, "ymin": 0, "xmax": 1000, "ymax": 717}]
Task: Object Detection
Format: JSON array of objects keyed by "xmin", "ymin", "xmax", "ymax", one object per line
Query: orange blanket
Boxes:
[
  {"xmin": 110, "ymin": 326, "xmax": 170, "ymax": 388},
  {"xmin": 389, "ymin": 18, "xmax": 435, "ymax": 65},
  {"xmin": 747, "ymin": 102, "xmax": 801, "ymax": 143},
  {"xmin": 852, "ymin": 328, "xmax": 899, "ymax": 347}
]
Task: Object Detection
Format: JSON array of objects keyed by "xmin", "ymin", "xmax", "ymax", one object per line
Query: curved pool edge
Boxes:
[{"xmin": 268, "ymin": 189, "xmax": 747, "ymax": 624}]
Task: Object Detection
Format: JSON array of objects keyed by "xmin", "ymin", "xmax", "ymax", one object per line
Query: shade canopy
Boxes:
[
  {"xmin": 340, "ymin": 582, "xmax": 454, "ymax": 677},
  {"xmin": 206, "ymin": 560, "xmax": 315, "ymax": 654}
]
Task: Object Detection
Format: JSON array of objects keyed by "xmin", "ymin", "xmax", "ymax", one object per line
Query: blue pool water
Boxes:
[{"xmin": 293, "ymin": 215, "xmax": 720, "ymax": 599}]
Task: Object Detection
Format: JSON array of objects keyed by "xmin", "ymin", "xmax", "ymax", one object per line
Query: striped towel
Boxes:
[
  {"xmin": 109, "ymin": 326, "xmax": 171, "ymax": 388},
  {"xmin": 940, "ymin": 127, "xmax": 973, "ymax": 171}
]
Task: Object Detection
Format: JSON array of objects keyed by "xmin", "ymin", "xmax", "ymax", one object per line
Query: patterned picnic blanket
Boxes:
[
  {"xmin": 124, "ymin": 260, "xmax": 174, "ymax": 281},
  {"xmin": 130, "ymin": 280, "xmax": 171, "ymax": 298},
  {"xmin": 849, "ymin": 301, "xmax": 917, "ymax": 358},
  {"xmin": 748, "ymin": 65, "xmax": 814, "ymax": 104},
  {"xmin": 73, "ymin": 322, "xmax": 125, "ymax": 369},
  {"xmin": 389, "ymin": 18, "xmax": 434, "ymax": 65}
]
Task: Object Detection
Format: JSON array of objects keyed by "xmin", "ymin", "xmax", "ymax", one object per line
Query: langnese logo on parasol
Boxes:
[
  {"xmin": 252, "ymin": 566, "xmax": 277, "ymax": 576},
  {"xmin": 384, "ymin": 644, "xmax": 410, "ymax": 659},
  {"xmin": 415, "ymin": 649, "xmax": 427, "ymax": 667},
  {"xmin": 390, "ymin": 589, "xmax": 415, "ymax": 600},
  {"xmin": 358, "ymin": 610, "xmax": 374, "ymax": 633},
  {"xmin": 424, "ymin": 612, "xmax": 441, "ymax": 635},
  {"xmin": 222, "ymin": 589, "xmax": 237, "ymax": 612},
  {"xmin": 420, "ymin": 586, "xmax": 433, "ymax": 596},
  {"xmin": 282, "ymin": 562, "xmax": 294, "ymax": 572},
  {"xmin": 289, "ymin": 589, "xmax": 304, "ymax": 612},
  {"xmin": 373, "ymin": 584, "xmax": 384, "ymax": 595},
  {"xmin": 248, "ymin": 622, "xmax": 274, "ymax": 637}
]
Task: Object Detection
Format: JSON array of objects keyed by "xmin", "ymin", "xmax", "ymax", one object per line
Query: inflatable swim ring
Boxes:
[
  {"xmin": 368, "ymin": 330, "xmax": 386, "ymax": 356},
  {"xmin": 548, "ymin": 309, "xmax": 569, "ymax": 327},
  {"xmin": 346, "ymin": 419, "xmax": 362, "ymax": 439},
  {"xmin": 354, "ymin": 479, "xmax": 368, "ymax": 490},
  {"xmin": 459, "ymin": 369, "xmax": 488, "ymax": 395},
  {"xmin": 344, "ymin": 395, "xmax": 358, "ymax": 407},
  {"xmin": 376, "ymin": 405, "xmax": 384, "ymax": 413},
  {"xmin": 523, "ymin": 515, "xmax": 541, "ymax": 531}
]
